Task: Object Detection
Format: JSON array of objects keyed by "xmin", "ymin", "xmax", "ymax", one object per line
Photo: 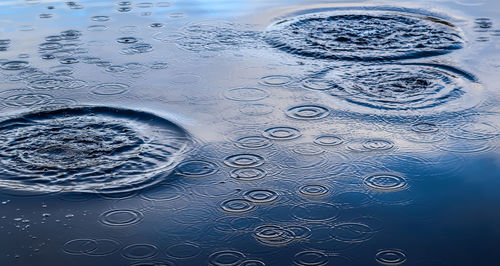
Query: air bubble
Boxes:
[{"xmin": 117, "ymin": 37, "xmax": 139, "ymax": 44}]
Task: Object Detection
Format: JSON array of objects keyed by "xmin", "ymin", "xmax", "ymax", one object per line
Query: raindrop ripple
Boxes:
[{"xmin": 0, "ymin": 106, "xmax": 190, "ymax": 194}]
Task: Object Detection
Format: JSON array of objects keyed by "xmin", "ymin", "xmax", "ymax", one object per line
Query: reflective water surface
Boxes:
[{"xmin": 0, "ymin": 0, "xmax": 499, "ymax": 265}]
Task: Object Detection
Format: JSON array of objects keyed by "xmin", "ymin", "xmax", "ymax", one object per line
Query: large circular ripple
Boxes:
[
  {"xmin": 265, "ymin": 9, "xmax": 464, "ymax": 60},
  {"xmin": 317, "ymin": 63, "xmax": 481, "ymax": 114},
  {"xmin": 0, "ymin": 106, "xmax": 190, "ymax": 194}
]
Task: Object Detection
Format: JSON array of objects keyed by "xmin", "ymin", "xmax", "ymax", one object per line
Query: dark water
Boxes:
[{"xmin": 0, "ymin": 0, "xmax": 499, "ymax": 265}]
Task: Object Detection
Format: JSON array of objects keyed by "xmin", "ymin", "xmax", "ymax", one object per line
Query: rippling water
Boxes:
[{"xmin": 0, "ymin": 0, "xmax": 499, "ymax": 265}]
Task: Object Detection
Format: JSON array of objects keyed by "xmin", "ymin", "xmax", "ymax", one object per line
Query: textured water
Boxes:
[
  {"xmin": 313, "ymin": 63, "xmax": 482, "ymax": 114},
  {"xmin": 0, "ymin": 0, "xmax": 499, "ymax": 266},
  {"xmin": 265, "ymin": 9, "xmax": 464, "ymax": 61},
  {"xmin": 0, "ymin": 106, "xmax": 190, "ymax": 194}
]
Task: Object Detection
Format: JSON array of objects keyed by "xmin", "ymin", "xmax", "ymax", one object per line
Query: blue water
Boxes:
[{"xmin": 0, "ymin": 0, "xmax": 499, "ymax": 265}]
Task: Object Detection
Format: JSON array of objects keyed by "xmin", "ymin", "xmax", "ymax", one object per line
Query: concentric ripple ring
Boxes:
[
  {"xmin": 0, "ymin": 106, "xmax": 191, "ymax": 194},
  {"xmin": 317, "ymin": 63, "xmax": 482, "ymax": 114},
  {"xmin": 265, "ymin": 9, "xmax": 464, "ymax": 60}
]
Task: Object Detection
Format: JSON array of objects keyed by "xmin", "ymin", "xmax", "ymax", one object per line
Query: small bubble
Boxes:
[
  {"xmin": 59, "ymin": 57, "xmax": 79, "ymax": 64},
  {"xmin": 116, "ymin": 37, "xmax": 139, "ymax": 44},
  {"xmin": 150, "ymin": 23, "xmax": 164, "ymax": 28}
]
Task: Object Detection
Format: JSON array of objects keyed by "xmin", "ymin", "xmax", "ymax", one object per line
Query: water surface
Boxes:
[{"xmin": 0, "ymin": 0, "xmax": 499, "ymax": 265}]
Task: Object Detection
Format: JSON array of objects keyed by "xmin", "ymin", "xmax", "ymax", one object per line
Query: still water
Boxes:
[{"xmin": 0, "ymin": 0, "xmax": 499, "ymax": 265}]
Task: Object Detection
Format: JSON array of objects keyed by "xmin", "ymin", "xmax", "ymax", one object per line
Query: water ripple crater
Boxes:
[
  {"xmin": 265, "ymin": 9, "xmax": 464, "ymax": 60},
  {"xmin": 0, "ymin": 106, "xmax": 191, "ymax": 194},
  {"xmin": 318, "ymin": 63, "xmax": 482, "ymax": 115}
]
